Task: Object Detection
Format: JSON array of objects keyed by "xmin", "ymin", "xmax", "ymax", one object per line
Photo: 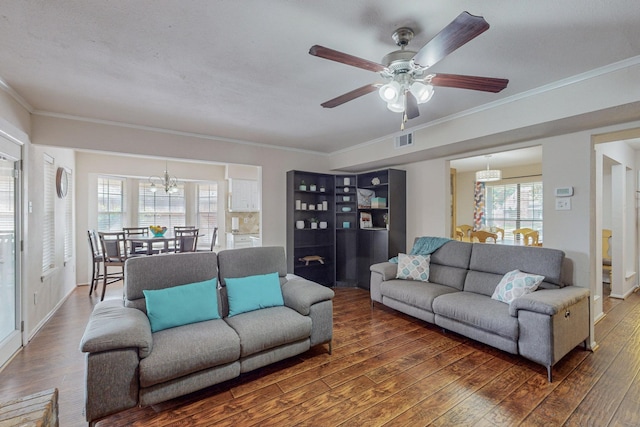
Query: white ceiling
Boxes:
[{"xmin": 0, "ymin": 1, "xmax": 639, "ymax": 154}]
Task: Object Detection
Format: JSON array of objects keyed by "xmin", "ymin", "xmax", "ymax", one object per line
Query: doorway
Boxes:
[{"xmin": 0, "ymin": 136, "xmax": 22, "ymax": 368}]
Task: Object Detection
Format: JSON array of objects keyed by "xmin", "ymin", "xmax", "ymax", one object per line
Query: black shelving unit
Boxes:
[
  {"xmin": 335, "ymin": 175, "xmax": 357, "ymax": 287},
  {"xmin": 356, "ymin": 169, "xmax": 406, "ymax": 289},
  {"xmin": 286, "ymin": 169, "xmax": 405, "ymax": 289},
  {"xmin": 286, "ymin": 171, "xmax": 335, "ymax": 286}
]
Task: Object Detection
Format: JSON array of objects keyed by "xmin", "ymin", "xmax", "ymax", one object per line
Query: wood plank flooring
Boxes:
[{"xmin": 0, "ymin": 282, "xmax": 638, "ymax": 426}]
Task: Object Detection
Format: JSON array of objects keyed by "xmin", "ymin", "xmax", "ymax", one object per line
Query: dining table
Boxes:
[{"xmin": 125, "ymin": 234, "xmax": 177, "ymax": 255}]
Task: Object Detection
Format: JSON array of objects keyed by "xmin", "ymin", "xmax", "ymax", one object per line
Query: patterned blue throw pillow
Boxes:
[
  {"xmin": 395, "ymin": 253, "xmax": 430, "ymax": 282},
  {"xmin": 491, "ymin": 269, "xmax": 545, "ymax": 304}
]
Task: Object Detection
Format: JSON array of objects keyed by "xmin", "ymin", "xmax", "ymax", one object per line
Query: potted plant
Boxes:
[
  {"xmin": 310, "ymin": 217, "xmax": 318, "ymax": 229},
  {"xmin": 299, "ymin": 180, "xmax": 307, "ymax": 191}
]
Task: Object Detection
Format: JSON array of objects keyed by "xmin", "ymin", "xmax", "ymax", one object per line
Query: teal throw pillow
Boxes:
[
  {"xmin": 143, "ymin": 277, "xmax": 220, "ymax": 332},
  {"xmin": 491, "ymin": 269, "xmax": 545, "ymax": 304},
  {"xmin": 225, "ymin": 272, "xmax": 284, "ymax": 316}
]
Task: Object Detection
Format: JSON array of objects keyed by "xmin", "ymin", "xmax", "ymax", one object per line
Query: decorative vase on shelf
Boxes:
[
  {"xmin": 296, "ymin": 220, "xmax": 305, "ymax": 229},
  {"xmin": 310, "ymin": 184, "xmax": 317, "ymax": 191},
  {"xmin": 311, "ymin": 222, "xmax": 318, "ymax": 229},
  {"xmin": 319, "ymin": 221, "xmax": 328, "ymax": 229},
  {"xmin": 320, "ymin": 185, "xmax": 326, "ymax": 192},
  {"xmin": 299, "ymin": 180, "xmax": 306, "ymax": 191}
]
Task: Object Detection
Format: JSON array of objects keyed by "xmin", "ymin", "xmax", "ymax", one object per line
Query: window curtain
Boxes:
[{"xmin": 473, "ymin": 181, "xmax": 485, "ymax": 231}]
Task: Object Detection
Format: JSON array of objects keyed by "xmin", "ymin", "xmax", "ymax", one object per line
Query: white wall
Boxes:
[{"xmin": 26, "ymin": 145, "xmax": 76, "ymax": 338}]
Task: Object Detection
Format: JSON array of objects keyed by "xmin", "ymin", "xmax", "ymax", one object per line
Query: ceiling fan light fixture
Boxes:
[
  {"xmin": 378, "ymin": 81, "xmax": 401, "ymax": 103},
  {"xmin": 387, "ymin": 92, "xmax": 405, "ymax": 113},
  {"xmin": 410, "ymin": 81, "xmax": 434, "ymax": 104}
]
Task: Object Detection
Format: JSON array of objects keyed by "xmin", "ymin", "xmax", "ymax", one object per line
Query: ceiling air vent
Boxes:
[{"xmin": 395, "ymin": 133, "xmax": 413, "ymax": 149}]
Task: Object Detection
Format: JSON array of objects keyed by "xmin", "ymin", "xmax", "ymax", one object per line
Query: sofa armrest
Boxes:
[
  {"xmin": 370, "ymin": 262, "xmax": 398, "ymax": 281},
  {"xmin": 281, "ymin": 278, "xmax": 335, "ymax": 316},
  {"xmin": 80, "ymin": 299, "xmax": 153, "ymax": 358},
  {"xmin": 509, "ymin": 286, "xmax": 590, "ymax": 317}
]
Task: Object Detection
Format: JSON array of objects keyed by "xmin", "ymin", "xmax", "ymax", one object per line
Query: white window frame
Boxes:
[
  {"xmin": 42, "ymin": 154, "xmax": 55, "ymax": 274},
  {"xmin": 138, "ymin": 182, "xmax": 186, "ymax": 230},
  {"xmin": 97, "ymin": 176, "xmax": 125, "ymax": 232},
  {"xmin": 484, "ymin": 180, "xmax": 543, "ymax": 242},
  {"xmin": 197, "ymin": 182, "xmax": 219, "ymax": 248}
]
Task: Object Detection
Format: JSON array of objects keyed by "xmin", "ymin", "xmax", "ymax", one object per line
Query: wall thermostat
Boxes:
[{"xmin": 555, "ymin": 187, "xmax": 574, "ymax": 197}]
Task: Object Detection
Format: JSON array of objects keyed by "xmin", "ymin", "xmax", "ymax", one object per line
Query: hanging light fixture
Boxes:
[
  {"xmin": 148, "ymin": 162, "xmax": 179, "ymax": 193},
  {"xmin": 475, "ymin": 155, "xmax": 502, "ymax": 182}
]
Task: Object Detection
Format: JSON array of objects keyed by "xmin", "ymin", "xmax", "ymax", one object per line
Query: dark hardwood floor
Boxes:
[{"xmin": 1, "ymin": 282, "xmax": 638, "ymax": 426}]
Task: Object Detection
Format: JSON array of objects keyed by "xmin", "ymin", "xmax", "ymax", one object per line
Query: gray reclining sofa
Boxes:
[
  {"xmin": 80, "ymin": 246, "xmax": 334, "ymax": 426},
  {"xmin": 370, "ymin": 239, "xmax": 590, "ymax": 382}
]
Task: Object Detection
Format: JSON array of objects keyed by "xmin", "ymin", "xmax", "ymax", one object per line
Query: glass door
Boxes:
[{"xmin": 0, "ymin": 143, "xmax": 20, "ymax": 368}]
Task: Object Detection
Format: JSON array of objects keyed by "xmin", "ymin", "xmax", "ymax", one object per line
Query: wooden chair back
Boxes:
[
  {"xmin": 210, "ymin": 227, "xmax": 218, "ymax": 251},
  {"xmin": 457, "ymin": 224, "xmax": 473, "ymax": 238},
  {"xmin": 470, "ymin": 230, "xmax": 498, "ymax": 243}
]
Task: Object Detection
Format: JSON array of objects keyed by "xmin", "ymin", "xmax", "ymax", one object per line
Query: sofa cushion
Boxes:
[
  {"xmin": 491, "ymin": 269, "xmax": 545, "ymax": 304},
  {"xmin": 396, "ymin": 253, "xmax": 430, "ymax": 282},
  {"xmin": 381, "ymin": 279, "xmax": 459, "ymax": 312},
  {"xmin": 468, "ymin": 243, "xmax": 565, "ymax": 286},
  {"xmin": 463, "ymin": 270, "xmax": 505, "ymax": 297},
  {"xmin": 430, "ymin": 240, "xmax": 473, "ymax": 269},
  {"xmin": 225, "ymin": 272, "xmax": 284, "ymax": 316},
  {"xmin": 224, "ymin": 306, "xmax": 312, "ymax": 357},
  {"xmin": 125, "ymin": 252, "xmax": 219, "ymax": 312},
  {"xmin": 432, "ymin": 292, "xmax": 519, "ymax": 341},
  {"xmin": 217, "ymin": 247, "xmax": 288, "ymax": 287},
  {"xmin": 143, "ymin": 278, "xmax": 220, "ymax": 332},
  {"xmin": 139, "ymin": 318, "xmax": 240, "ymax": 388}
]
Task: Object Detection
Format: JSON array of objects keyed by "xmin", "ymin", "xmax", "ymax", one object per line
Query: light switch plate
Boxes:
[{"xmin": 556, "ymin": 198, "xmax": 571, "ymax": 210}]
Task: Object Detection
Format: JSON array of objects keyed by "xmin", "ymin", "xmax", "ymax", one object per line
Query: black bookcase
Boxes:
[
  {"xmin": 286, "ymin": 169, "xmax": 406, "ymax": 289},
  {"xmin": 356, "ymin": 169, "xmax": 406, "ymax": 289},
  {"xmin": 286, "ymin": 171, "xmax": 335, "ymax": 286}
]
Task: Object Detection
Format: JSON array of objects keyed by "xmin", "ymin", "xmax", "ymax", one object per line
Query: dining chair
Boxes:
[
  {"xmin": 513, "ymin": 228, "xmax": 536, "ymax": 244},
  {"xmin": 86, "ymin": 230, "xmax": 103, "ymax": 296},
  {"xmin": 123, "ymin": 227, "xmax": 149, "ymax": 255},
  {"xmin": 602, "ymin": 229, "xmax": 612, "ymax": 283},
  {"xmin": 97, "ymin": 231, "xmax": 128, "ymax": 301},
  {"xmin": 457, "ymin": 224, "xmax": 473, "ymax": 239},
  {"xmin": 494, "ymin": 227, "xmax": 505, "ymax": 240},
  {"xmin": 175, "ymin": 229, "xmax": 199, "ymax": 252},
  {"xmin": 209, "ymin": 227, "xmax": 218, "ymax": 251},
  {"xmin": 523, "ymin": 230, "xmax": 541, "ymax": 246},
  {"xmin": 174, "ymin": 225, "xmax": 196, "ymax": 234},
  {"xmin": 470, "ymin": 230, "xmax": 498, "ymax": 243}
]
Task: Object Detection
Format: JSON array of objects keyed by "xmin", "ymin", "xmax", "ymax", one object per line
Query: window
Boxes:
[
  {"xmin": 485, "ymin": 181, "xmax": 543, "ymax": 242},
  {"xmin": 42, "ymin": 155, "xmax": 55, "ymax": 274},
  {"xmin": 197, "ymin": 183, "xmax": 218, "ymax": 247},
  {"xmin": 97, "ymin": 177, "xmax": 125, "ymax": 231},
  {"xmin": 64, "ymin": 169, "xmax": 73, "ymax": 260},
  {"xmin": 138, "ymin": 182, "xmax": 185, "ymax": 229}
]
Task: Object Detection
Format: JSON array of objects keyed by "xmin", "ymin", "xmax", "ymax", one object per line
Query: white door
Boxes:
[{"xmin": 0, "ymin": 137, "xmax": 21, "ymax": 368}]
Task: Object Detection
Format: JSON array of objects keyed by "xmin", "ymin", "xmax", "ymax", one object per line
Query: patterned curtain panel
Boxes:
[{"xmin": 473, "ymin": 181, "xmax": 485, "ymax": 231}]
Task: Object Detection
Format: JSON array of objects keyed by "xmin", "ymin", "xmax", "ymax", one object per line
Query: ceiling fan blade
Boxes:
[
  {"xmin": 431, "ymin": 73, "xmax": 509, "ymax": 93},
  {"xmin": 405, "ymin": 91, "xmax": 420, "ymax": 119},
  {"xmin": 309, "ymin": 45, "xmax": 386, "ymax": 73},
  {"xmin": 321, "ymin": 84, "xmax": 379, "ymax": 108},
  {"xmin": 412, "ymin": 11, "xmax": 490, "ymax": 68}
]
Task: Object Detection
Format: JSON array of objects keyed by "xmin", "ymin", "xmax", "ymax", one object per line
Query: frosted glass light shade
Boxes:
[
  {"xmin": 410, "ymin": 82, "xmax": 434, "ymax": 104},
  {"xmin": 379, "ymin": 81, "xmax": 401, "ymax": 102},
  {"xmin": 475, "ymin": 169, "xmax": 502, "ymax": 182}
]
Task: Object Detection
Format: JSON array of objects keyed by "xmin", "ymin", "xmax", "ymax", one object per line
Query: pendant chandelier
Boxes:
[
  {"xmin": 149, "ymin": 162, "xmax": 179, "ymax": 193},
  {"xmin": 475, "ymin": 155, "xmax": 502, "ymax": 182}
]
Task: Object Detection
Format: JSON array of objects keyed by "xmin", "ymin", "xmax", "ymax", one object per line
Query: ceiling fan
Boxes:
[{"xmin": 309, "ymin": 11, "xmax": 509, "ymax": 129}]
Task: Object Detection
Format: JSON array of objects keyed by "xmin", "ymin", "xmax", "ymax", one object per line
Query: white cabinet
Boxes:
[
  {"xmin": 229, "ymin": 179, "xmax": 260, "ymax": 212},
  {"xmin": 226, "ymin": 233, "xmax": 259, "ymax": 249}
]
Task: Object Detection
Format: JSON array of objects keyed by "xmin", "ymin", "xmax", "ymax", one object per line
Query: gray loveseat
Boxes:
[
  {"xmin": 80, "ymin": 246, "xmax": 334, "ymax": 426},
  {"xmin": 370, "ymin": 239, "xmax": 590, "ymax": 381}
]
